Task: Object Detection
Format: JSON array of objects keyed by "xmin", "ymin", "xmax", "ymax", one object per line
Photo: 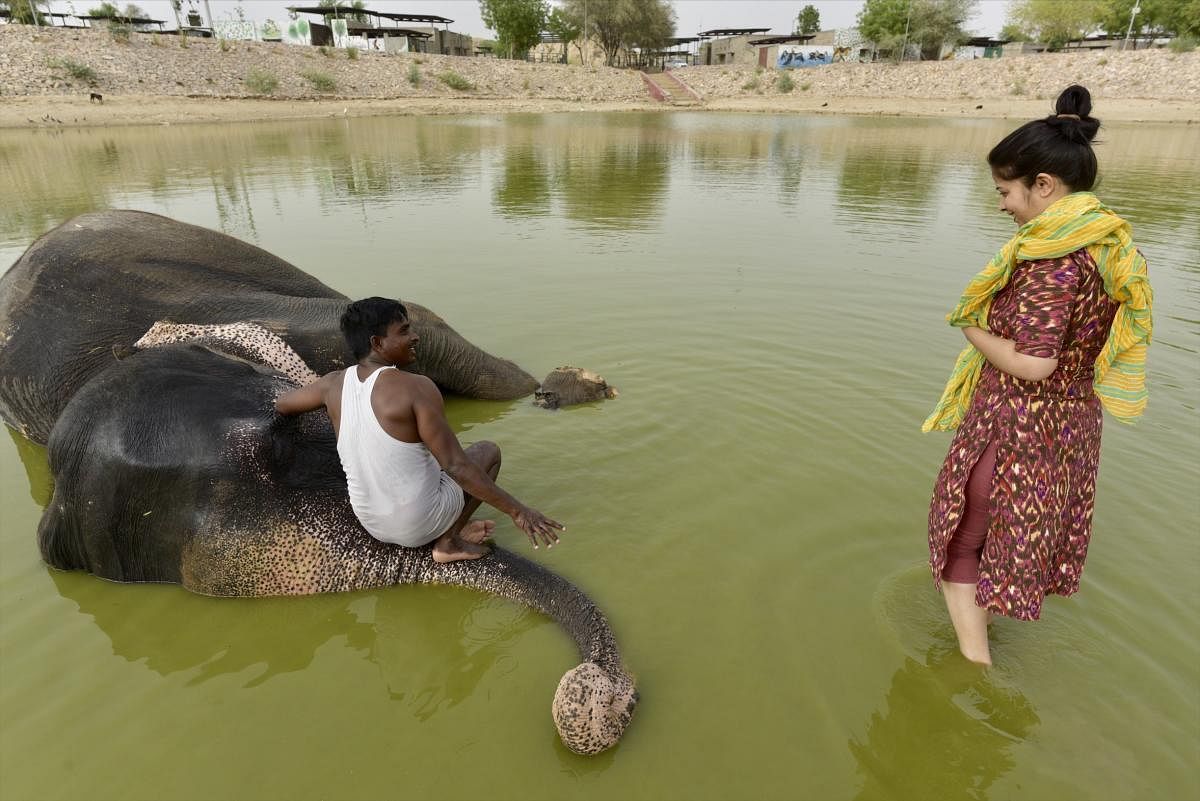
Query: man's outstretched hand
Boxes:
[{"xmin": 512, "ymin": 505, "xmax": 565, "ymax": 549}]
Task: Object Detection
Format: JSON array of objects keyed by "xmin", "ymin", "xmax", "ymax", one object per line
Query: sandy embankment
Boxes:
[{"xmin": 1, "ymin": 25, "xmax": 1197, "ymax": 128}]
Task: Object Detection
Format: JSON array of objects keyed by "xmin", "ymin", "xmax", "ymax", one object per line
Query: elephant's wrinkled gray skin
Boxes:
[
  {"xmin": 36, "ymin": 339, "xmax": 635, "ymax": 753},
  {"xmin": 0, "ymin": 211, "xmax": 636, "ymax": 753},
  {"xmin": 0, "ymin": 210, "xmax": 539, "ymax": 444}
]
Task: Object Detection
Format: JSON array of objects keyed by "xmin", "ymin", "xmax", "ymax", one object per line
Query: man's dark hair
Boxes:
[
  {"xmin": 340, "ymin": 297, "xmax": 409, "ymax": 360},
  {"xmin": 988, "ymin": 84, "xmax": 1101, "ymax": 191}
]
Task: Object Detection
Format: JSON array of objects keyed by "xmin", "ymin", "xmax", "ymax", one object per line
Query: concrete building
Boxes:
[{"xmin": 698, "ymin": 28, "xmax": 769, "ymax": 65}]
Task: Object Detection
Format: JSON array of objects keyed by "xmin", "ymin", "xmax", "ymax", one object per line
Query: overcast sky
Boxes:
[{"xmin": 54, "ymin": 0, "xmax": 1014, "ymax": 39}]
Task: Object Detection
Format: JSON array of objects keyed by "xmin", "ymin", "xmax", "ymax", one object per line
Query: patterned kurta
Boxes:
[{"xmin": 928, "ymin": 248, "xmax": 1120, "ymax": 621}]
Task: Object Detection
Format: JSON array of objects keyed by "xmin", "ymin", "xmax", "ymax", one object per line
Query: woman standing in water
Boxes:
[{"xmin": 923, "ymin": 85, "xmax": 1153, "ymax": 665}]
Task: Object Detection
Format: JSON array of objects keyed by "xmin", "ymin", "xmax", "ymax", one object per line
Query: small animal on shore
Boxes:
[{"xmin": 89, "ymin": 92, "xmax": 103, "ymax": 104}]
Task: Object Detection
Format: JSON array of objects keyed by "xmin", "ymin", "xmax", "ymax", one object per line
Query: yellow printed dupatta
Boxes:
[{"xmin": 922, "ymin": 192, "xmax": 1153, "ymax": 432}]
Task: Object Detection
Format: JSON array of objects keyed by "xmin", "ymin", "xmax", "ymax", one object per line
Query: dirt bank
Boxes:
[{"xmin": 2, "ymin": 25, "xmax": 1197, "ymax": 128}]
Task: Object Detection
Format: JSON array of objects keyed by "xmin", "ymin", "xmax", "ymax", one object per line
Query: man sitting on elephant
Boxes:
[{"xmin": 276, "ymin": 297, "xmax": 565, "ymax": 564}]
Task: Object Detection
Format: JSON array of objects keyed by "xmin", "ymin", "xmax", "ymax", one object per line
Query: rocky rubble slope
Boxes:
[{"xmin": 0, "ymin": 25, "xmax": 647, "ymax": 100}]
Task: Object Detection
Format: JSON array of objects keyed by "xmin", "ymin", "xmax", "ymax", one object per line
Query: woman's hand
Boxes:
[{"xmin": 512, "ymin": 505, "xmax": 565, "ymax": 549}]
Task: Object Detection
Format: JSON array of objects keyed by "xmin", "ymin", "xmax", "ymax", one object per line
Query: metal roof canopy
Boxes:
[
  {"xmin": 668, "ymin": 36, "xmax": 700, "ymax": 44},
  {"xmin": 698, "ymin": 28, "xmax": 769, "ymax": 38},
  {"xmin": 78, "ymin": 14, "xmax": 167, "ymax": 24},
  {"xmin": 287, "ymin": 7, "xmax": 453, "ymax": 25},
  {"xmin": 964, "ymin": 36, "xmax": 1008, "ymax": 46},
  {"xmin": 749, "ymin": 34, "xmax": 816, "ymax": 45}
]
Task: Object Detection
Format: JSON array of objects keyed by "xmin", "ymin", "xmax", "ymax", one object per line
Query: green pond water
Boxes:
[{"xmin": 0, "ymin": 112, "xmax": 1197, "ymax": 801}]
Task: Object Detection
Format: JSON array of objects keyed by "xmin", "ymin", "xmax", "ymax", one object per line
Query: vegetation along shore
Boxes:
[{"xmin": 1, "ymin": 25, "xmax": 1198, "ymax": 129}]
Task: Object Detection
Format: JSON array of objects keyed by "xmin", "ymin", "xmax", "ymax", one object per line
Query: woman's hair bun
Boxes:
[{"xmin": 1052, "ymin": 84, "xmax": 1100, "ymax": 143}]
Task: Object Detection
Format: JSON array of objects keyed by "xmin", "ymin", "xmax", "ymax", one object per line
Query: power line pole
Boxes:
[{"xmin": 1122, "ymin": 0, "xmax": 1141, "ymax": 51}]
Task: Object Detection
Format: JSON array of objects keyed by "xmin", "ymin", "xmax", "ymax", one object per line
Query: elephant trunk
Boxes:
[
  {"xmin": 416, "ymin": 546, "xmax": 637, "ymax": 754},
  {"xmin": 404, "ymin": 303, "xmax": 538, "ymax": 400}
]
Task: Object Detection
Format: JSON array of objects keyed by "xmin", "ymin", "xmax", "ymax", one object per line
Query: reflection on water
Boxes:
[
  {"xmin": 1, "ymin": 112, "xmax": 1197, "ymax": 801},
  {"xmin": 850, "ymin": 646, "xmax": 1040, "ymax": 801},
  {"xmin": 7, "ymin": 427, "xmax": 52, "ymax": 507},
  {"xmin": 48, "ymin": 566, "xmax": 538, "ymax": 712}
]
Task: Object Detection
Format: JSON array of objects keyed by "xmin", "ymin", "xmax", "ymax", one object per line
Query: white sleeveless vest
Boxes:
[{"xmin": 336, "ymin": 366, "xmax": 464, "ymax": 547}]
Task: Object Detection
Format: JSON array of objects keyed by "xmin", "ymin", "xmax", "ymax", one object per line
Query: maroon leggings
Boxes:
[{"xmin": 941, "ymin": 440, "xmax": 998, "ymax": 584}]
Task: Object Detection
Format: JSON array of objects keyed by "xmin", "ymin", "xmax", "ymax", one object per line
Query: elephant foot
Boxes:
[{"xmin": 431, "ymin": 533, "xmax": 489, "ymax": 564}]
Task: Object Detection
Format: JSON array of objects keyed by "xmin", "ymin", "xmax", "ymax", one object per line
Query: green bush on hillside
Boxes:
[
  {"xmin": 300, "ymin": 69, "xmax": 337, "ymax": 93},
  {"xmin": 438, "ymin": 71, "xmax": 474, "ymax": 91},
  {"xmin": 245, "ymin": 68, "xmax": 279, "ymax": 95}
]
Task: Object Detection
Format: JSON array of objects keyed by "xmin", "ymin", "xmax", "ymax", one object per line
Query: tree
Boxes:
[
  {"xmin": 857, "ymin": 0, "xmax": 913, "ymax": 57},
  {"xmin": 795, "ymin": 4, "xmax": 821, "ymax": 35},
  {"xmin": 1, "ymin": 0, "xmax": 47, "ymax": 24},
  {"xmin": 87, "ymin": 1, "xmax": 120, "ymax": 17},
  {"xmin": 908, "ymin": 0, "xmax": 975, "ymax": 59},
  {"xmin": 480, "ymin": 0, "xmax": 548, "ymax": 60},
  {"xmin": 998, "ymin": 22, "xmax": 1032, "ymax": 42},
  {"xmin": 563, "ymin": 0, "xmax": 674, "ymax": 66},
  {"xmin": 1007, "ymin": 0, "xmax": 1101, "ymax": 49},
  {"xmin": 858, "ymin": 0, "xmax": 975, "ymax": 60},
  {"xmin": 546, "ymin": 5, "xmax": 581, "ymax": 63},
  {"xmin": 1096, "ymin": 0, "xmax": 1200, "ymax": 39}
]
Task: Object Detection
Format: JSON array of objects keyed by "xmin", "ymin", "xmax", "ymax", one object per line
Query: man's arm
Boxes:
[
  {"xmin": 275, "ymin": 373, "xmax": 333, "ymax": 416},
  {"xmin": 409, "ymin": 376, "xmax": 564, "ymax": 548}
]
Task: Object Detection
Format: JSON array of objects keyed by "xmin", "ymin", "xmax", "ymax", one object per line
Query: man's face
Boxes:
[{"xmin": 373, "ymin": 318, "xmax": 418, "ymax": 366}]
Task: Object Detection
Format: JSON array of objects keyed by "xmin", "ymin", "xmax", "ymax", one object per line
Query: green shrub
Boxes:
[
  {"xmin": 437, "ymin": 71, "xmax": 473, "ymax": 91},
  {"xmin": 318, "ymin": 45, "xmax": 332, "ymax": 57},
  {"xmin": 1168, "ymin": 36, "xmax": 1197, "ymax": 53},
  {"xmin": 219, "ymin": 38, "xmax": 231, "ymax": 52},
  {"xmin": 800, "ymin": 81, "xmax": 811, "ymax": 91},
  {"xmin": 1010, "ymin": 77, "xmax": 1026, "ymax": 95},
  {"xmin": 407, "ymin": 63, "xmax": 421, "ymax": 86},
  {"xmin": 50, "ymin": 58, "xmax": 98, "ymax": 84},
  {"xmin": 107, "ymin": 20, "xmax": 132, "ymax": 43},
  {"xmin": 742, "ymin": 76, "xmax": 760, "ymax": 91},
  {"xmin": 345, "ymin": 46, "xmax": 358, "ymax": 60},
  {"xmin": 301, "ymin": 69, "xmax": 337, "ymax": 92},
  {"xmin": 777, "ymin": 72, "xmax": 795, "ymax": 93},
  {"xmin": 245, "ymin": 68, "xmax": 279, "ymax": 95},
  {"xmin": 1097, "ymin": 56, "xmax": 1108, "ymax": 66}
]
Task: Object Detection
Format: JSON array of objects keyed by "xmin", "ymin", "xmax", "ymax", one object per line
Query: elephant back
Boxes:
[
  {"xmin": 0, "ymin": 210, "xmax": 351, "ymax": 442},
  {"xmin": 38, "ymin": 342, "xmax": 349, "ymax": 586}
]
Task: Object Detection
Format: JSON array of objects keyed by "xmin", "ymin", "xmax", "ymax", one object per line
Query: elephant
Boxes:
[
  {"xmin": 0, "ymin": 211, "xmax": 636, "ymax": 754},
  {"xmin": 0, "ymin": 209, "xmax": 565, "ymax": 444}
]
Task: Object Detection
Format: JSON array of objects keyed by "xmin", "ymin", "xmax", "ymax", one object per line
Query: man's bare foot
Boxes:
[
  {"xmin": 431, "ymin": 535, "xmax": 488, "ymax": 564},
  {"xmin": 459, "ymin": 519, "xmax": 495, "ymax": 545}
]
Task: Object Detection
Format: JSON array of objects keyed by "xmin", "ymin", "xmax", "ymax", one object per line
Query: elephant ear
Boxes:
[{"xmin": 135, "ymin": 321, "xmax": 320, "ymax": 386}]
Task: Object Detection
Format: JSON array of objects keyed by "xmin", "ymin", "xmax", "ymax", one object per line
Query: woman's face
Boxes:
[{"xmin": 992, "ymin": 172, "xmax": 1066, "ymax": 226}]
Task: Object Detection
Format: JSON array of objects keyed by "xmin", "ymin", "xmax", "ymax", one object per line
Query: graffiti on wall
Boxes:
[
  {"xmin": 832, "ymin": 28, "xmax": 872, "ymax": 62},
  {"xmin": 777, "ymin": 46, "xmax": 834, "ymax": 68},
  {"xmin": 286, "ymin": 17, "xmax": 310, "ymax": 45}
]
